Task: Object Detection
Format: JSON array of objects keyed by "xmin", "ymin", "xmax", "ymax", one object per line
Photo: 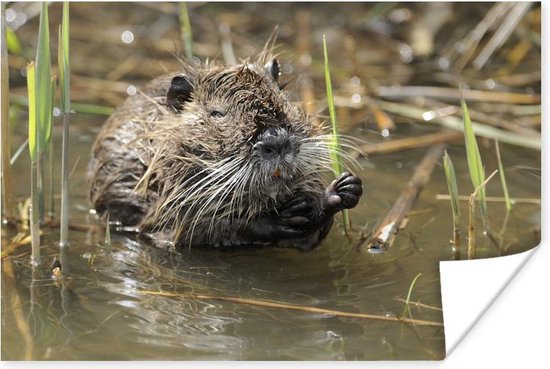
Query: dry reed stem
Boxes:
[
  {"xmin": 358, "ymin": 130, "xmax": 462, "ymax": 157},
  {"xmin": 1, "ymin": 233, "xmax": 34, "ymax": 260},
  {"xmin": 435, "ymin": 194, "xmax": 540, "ymax": 205},
  {"xmin": 394, "ymin": 298, "xmax": 443, "ymax": 312},
  {"xmin": 365, "ymin": 144, "xmax": 446, "ymax": 253},
  {"xmin": 452, "ymin": 2, "xmax": 512, "ymax": 72},
  {"xmin": 140, "ymin": 290, "xmax": 443, "ymax": 327},
  {"xmin": 473, "ymin": 2, "xmax": 532, "ymax": 70},
  {"xmin": 376, "ymin": 86, "xmax": 540, "ymax": 104},
  {"xmin": 417, "ymin": 97, "xmax": 539, "ymax": 136},
  {"xmin": 377, "ymin": 100, "xmax": 540, "ymax": 150}
]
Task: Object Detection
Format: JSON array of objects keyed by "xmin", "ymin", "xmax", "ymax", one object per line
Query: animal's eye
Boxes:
[{"xmin": 210, "ymin": 110, "xmax": 225, "ymax": 118}]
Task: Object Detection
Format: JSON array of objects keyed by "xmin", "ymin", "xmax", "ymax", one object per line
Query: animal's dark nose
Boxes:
[{"xmin": 253, "ymin": 128, "xmax": 290, "ymax": 157}]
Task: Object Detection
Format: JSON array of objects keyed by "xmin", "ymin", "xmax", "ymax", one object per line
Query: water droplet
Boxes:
[
  {"xmin": 422, "ymin": 111, "xmax": 435, "ymax": 121},
  {"xmin": 389, "ymin": 8, "xmax": 412, "ymax": 23},
  {"xmin": 351, "ymin": 93, "xmax": 361, "ymax": 104},
  {"xmin": 396, "ymin": 161, "xmax": 403, "ymax": 169},
  {"xmin": 282, "ymin": 62, "xmax": 293, "ymax": 74},
  {"xmin": 53, "ymin": 107, "xmax": 61, "ymax": 117},
  {"xmin": 299, "ymin": 53, "xmax": 312, "ymax": 66},
  {"xmin": 455, "ymin": 41, "xmax": 465, "ymax": 53},
  {"xmin": 5, "ymin": 8, "xmax": 16, "ymax": 22},
  {"xmin": 381, "ymin": 128, "xmax": 390, "ymax": 138},
  {"xmin": 121, "ymin": 30, "xmax": 134, "ymax": 44},
  {"xmin": 399, "ymin": 43, "xmax": 413, "ymax": 64},
  {"xmin": 350, "ymin": 76, "xmax": 361, "ymax": 86},
  {"xmin": 438, "ymin": 57, "xmax": 450, "ymax": 70},
  {"xmin": 485, "ymin": 79, "xmax": 496, "ymax": 89},
  {"xmin": 126, "ymin": 85, "xmax": 137, "ymax": 96}
]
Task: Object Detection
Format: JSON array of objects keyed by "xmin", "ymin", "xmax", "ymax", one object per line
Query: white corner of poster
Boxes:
[{"xmin": 440, "ymin": 244, "xmax": 543, "ymax": 362}]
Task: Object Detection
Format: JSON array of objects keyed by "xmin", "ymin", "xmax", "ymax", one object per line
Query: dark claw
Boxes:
[
  {"xmin": 280, "ymin": 201, "xmax": 308, "ymax": 217},
  {"xmin": 336, "ymin": 171, "xmax": 352, "ymax": 184},
  {"xmin": 280, "ymin": 216, "xmax": 309, "ymax": 226},
  {"xmin": 276, "ymin": 226, "xmax": 304, "ymax": 237},
  {"xmin": 338, "ymin": 184, "xmax": 363, "ymax": 196},
  {"xmin": 337, "ymin": 174, "xmax": 362, "ymax": 187}
]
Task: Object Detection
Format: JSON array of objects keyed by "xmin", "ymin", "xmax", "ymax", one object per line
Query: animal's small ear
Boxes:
[
  {"xmin": 166, "ymin": 75, "xmax": 193, "ymax": 112},
  {"xmin": 264, "ymin": 58, "xmax": 280, "ymax": 84}
]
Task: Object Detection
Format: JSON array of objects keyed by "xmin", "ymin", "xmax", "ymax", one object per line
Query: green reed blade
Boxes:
[
  {"xmin": 27, "ymin": 62, "xmax": 37, "ymax": 161},
  {"xmin": 59, "ymin": 1, "xmax": 71, "ymax": 247},
  {"xmin": 179, "ymin": 3, "xmax": 193, "ymax": 59},
  {"xmin": 2, "ymin": 3, "xmax": 16, "ymax": 219},
  {"xmin": 460, "ymin": 88, "xmax": 488, "ymax": 227},
  {"xmin": 6, "ymin": 26, "xmax": 22, "ymax": 55},
  {"xmin": 35, "ymin": 2, "xmax": 52, "ymax": 154},
  {"xmin": 27, "ymin": 62, "xmax": 41, "ymax": 265},
  {"xmin": 59, "ymin": 2, "xmax": 70, "ymax": 113},
  {"xmin": 495, "ymin": 139, "xmax": 512, "ymax": 212},
  {"xmin": 46, "ymin": 75, "xmax": 55, "ymax": 146},
  {"xmin": 323, "ymin": 35, "xmax": 350, "ymax": 232},
  {"xmin": 443, "ymin": 151, "xmax": 460, "ymax": 227}
]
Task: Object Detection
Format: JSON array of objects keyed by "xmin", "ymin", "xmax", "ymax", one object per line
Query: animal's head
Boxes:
[{"xmin": 163, "ymin": 59, "xmax": 329, "ymax": 203}]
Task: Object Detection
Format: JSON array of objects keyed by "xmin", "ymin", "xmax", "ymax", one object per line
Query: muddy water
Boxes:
[{"xmin": 2, "ymin": 2, "xmax": 540, "ymax": 361}]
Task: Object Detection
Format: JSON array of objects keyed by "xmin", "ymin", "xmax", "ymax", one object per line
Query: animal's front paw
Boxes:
[{"xmin": 325, "ymin": 172, "xmax": 363, "ymax": 212}]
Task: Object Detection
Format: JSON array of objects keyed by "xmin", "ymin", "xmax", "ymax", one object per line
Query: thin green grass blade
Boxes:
[
  {"xmin": 323, "ymin": 35, "xmax": 350, "ymax": 232},
  {"xmin": 179, "ymin": 3, "xmax": 193, "ymax": 59},
  {"xmin": 443, "ymin": 151, "xmax": 460, "ymax": 227},
  {"xmin": 402, "ymin": 272, "xmax": 422, "ymax": 317},
  {"xmin": 27, "ymin": 62, "xmax": 37, "ymax": 161},
  {"xmin": 495, "ymin": 139, "xmax": 512, "ymax": 212},
  {"xmin": 460, "ymin": 88, "xmax": 488, "ymax": 227},
  {"xmin": 35, "ymin": 2, "xmax": 52, "ymax": 155},
  {"xmin": 322, "ymin": 35, "xmax": 343, "ymax": 176},
  {"xmin": 6, "ymin": 26, "xmax": 22, "ymax": 55}
]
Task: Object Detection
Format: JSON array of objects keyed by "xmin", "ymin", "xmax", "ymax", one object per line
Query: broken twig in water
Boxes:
[
  {"xmin": 139, "ymin": 290, "xmax": 443, "ymax": 327},
  {"xmin": 363, "ymin": 144, "xmax": 445, "ymax": 253}
]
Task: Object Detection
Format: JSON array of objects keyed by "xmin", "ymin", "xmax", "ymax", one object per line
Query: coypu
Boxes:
[{"xmin": 88, "ymin": 54, "xmax": 363, "ymax": 251}]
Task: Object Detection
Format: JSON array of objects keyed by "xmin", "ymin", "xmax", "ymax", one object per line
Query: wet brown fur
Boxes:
[{"xmin": 88, "ymin": 57, "xmax": 346, "ymax": 248}]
